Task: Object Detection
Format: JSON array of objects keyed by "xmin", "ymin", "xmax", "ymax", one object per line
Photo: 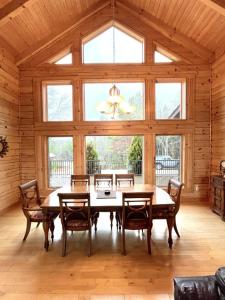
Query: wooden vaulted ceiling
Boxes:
[{"xmin": 0, "ymin": 0, "xmax": 225, "ymax": 65}]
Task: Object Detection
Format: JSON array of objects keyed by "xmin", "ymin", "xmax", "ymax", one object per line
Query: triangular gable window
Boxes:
[
  {"xmin": 54, "ymin": 53, "xmax": 72, "ymax": 65},
  {"xmin": 154, "ymin": 51, "xmax": 173, "ymax": 63},
  {"xmin": 82, "ymin": 23, "xmax": 144, "ymax": 64}
]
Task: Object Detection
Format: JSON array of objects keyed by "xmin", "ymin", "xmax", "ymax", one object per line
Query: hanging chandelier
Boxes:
[{"xmin": 97, "ymin": 84, "xmax": 134, "ymax": 119}]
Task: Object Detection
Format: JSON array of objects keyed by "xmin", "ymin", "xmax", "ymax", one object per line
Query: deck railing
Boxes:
[{"xmin": 48, "ymin": 159, "xmax": 180, "ymax": 187}]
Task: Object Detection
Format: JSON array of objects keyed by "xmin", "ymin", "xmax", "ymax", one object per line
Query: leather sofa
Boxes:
[{"xmin": 174, "ymin": 267, "xmax": 225, "ymax": 299}]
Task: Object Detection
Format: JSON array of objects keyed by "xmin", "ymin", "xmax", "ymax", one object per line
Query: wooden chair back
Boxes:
[
  {"xmin": 71, "ymin": 175, "xmax": 90, "ymax": 186},
  {"xmin": 58, "ymin": 192, "xmax": 91, "ymax": 256},
  {"xmin": 122, "ymin": 192, "xmax": 154, "ymax": 254},
  {"xmin": 94, "ymin": 174, "xmax": 113, "ymax": 187},
  {"xmin": 122, "ymin": 192, "xmax": 153, "ymax": 230},
  {"xmin": 167, "ymin": 179, "xmax": 184, "ymax": 215},
  {"xmin": 19, "ymin": 179, "xmax": 41, "ymax": 218},
  {"xmin": 115, "ymin": 173, "xmax": 134, "ymax": 186},
  {"xmin": 19, "ymin": 179, "xmax": 58, "ymax": 242},
  {"xmin": 58, "ymin": 192, "xmax": 91, "ymax": 230}
]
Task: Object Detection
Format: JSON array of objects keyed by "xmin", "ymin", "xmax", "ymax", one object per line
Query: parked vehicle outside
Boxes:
[{"xmin": 155, "ymin": 155, "xmax": 180, "ymax": 170}]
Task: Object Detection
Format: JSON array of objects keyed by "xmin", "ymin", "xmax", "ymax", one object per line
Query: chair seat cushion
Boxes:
[
  {"xmin": 30, "ymin": 211, "xmax": 49, "ymax": 221},
  {"xmin": 66, "ymin": 219, "xmax": 89, "ymax": 230},
  {"xmin": 30, "ymin": 210, "xmax": 58, "ymax": 221},
  {"xmin": 125, "ymin": 218, "xmax": 149, "ymax": 230}
]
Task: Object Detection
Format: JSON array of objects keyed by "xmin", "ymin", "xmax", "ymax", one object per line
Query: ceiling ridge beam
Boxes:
[
  {"xmin": 199, "ymin": 0, "xmax": 225, "ymax": 17},
  {"xmin": 117, "ymin": 0, "xmax": 214, "ymax": 63},
  {"xmin": 16, "ymin": 0, "xmax": 110, "ymax": 66},
  {"xmin": 0, "ymin": 0, "xmax": 36, "ymax": 28}
]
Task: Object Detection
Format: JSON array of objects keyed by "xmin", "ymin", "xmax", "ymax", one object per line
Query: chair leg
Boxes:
[
  {"xmin": 122, "ymin": 228, "xmax": 126, "ymax": 255},
  {"xmin": 62, "ymin": 230, "xmax": 67, "ymax": 257},
  {"xmin": 50, "ymin": 220, "xmax": 55, "ymax": 242},
  {"xmin": 173, "ymin": 219, "xmax": 180, "ymax": 238},
  {"xmin": 36, "ymin": 222, "xmax": 40, "ymax": 228},
  {"xmin": 115, "ymin": 212, "xmax": 121, "ymax": 229},
  {"xmin": 23, "ymin": 219, "xmax": 31, "ymax": 241},
  {"xmin": 110, "ymin": 211, "xmax": 113, "ymax": 230},
  {"xmin": 147, "ymin": 228, "xmax": 151, "ymax": 255},
  {"xmin": 92, "ymin": 214, "xmax": 98, "ymax": 232},
  {"xmin": 88, "ymin": 227, "xmax": 92, "ymax": 257}
]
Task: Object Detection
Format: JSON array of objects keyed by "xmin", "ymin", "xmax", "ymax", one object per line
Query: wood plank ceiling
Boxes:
[{"xmin": 0, "ymin": 0, "xmax": 225, "ymax": 64}]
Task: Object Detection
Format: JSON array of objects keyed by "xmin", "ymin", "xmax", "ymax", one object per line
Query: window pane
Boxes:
[
  {"xmin": 83, "ymin": 26, "xmax": 144, "ymax": 63},
  {"xmin": 55, "ymin": 53, "xmax": 72, "ymax": 64},
  {"xmin": 48, "ymin": 137, "xmax": 73, "ymax": 187},
  {"xmin": 86, "ymin": 136, "xmax": 144, "ymax": 184},
  {"xmin": 154, "ymin": 51, "xmax": 172, "ymax": 63},
  {"xmin": 46, "ymin": 85, "xmax": 73, "ymax": 121},
  {"xmin": 155, "ymin": 135, "xmax": 182, "ymax": 187},
  {"xmin": 114, "ymin": 28, "xmax": 143, "ymax": 63},
  {"xmin": 155, "ymin": 82, "xmax": 186, "ymax": 119},
  {"xmin": 84, "ymin": 82, "xmax": 144, "ymax": 121}
]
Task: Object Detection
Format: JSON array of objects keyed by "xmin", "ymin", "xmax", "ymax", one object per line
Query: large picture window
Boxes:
[
  {"xmin": 84, "ymin": 82, "xmax": 144, "ymax": 121},
  {"xmin": 43, "ymin": 83, "xmax": 73, "ymax": 121},
  {"xmin": 155, "ymin": 80, "xmax": 186, "ymax": 120}
]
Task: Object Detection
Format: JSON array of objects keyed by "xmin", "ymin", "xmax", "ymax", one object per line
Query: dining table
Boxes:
[{"xmin": 41, "ymin": 184, "xmax": 176, "ymax": 251}]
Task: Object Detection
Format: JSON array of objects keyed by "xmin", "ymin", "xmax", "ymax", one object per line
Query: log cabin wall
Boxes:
[
  {"xmin": 0, "ymin": 49, "xmax": 20, "ymax": 211},
  {"xmin": 211, "ymin": 55, "xmax": 225, "ymax": 175},
  {"xmin": 19, "ymin": 7, "xmax": 211, "ymax": 200}
]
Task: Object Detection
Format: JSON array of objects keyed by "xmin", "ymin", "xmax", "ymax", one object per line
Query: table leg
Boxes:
[
  {"xmin": 167, "ymin": 217, "xmax": 174, "ymax": 249},
  {"xmin": 42, "ymin": 208, "xmax": 50, "ymax": 251},
  {"xmin": 110, "ymin": 211, "xmax": 114, "ymax": 230}
]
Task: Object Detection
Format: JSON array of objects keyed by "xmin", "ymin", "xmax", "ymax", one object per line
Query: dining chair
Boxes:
[
  {"xmin": 58, "ymin": 192, "xmax": 92, "ymax": 256},
  {"xmin": 115, "ymin": 173, "xmax": 135, "ymax": 229},
  {"xmin": 153, "ymin": 178, "xmax": 184, "ymax": 238},
  {"xmin": 121, "ymin": 192, "xmax": 154, "ymax": 255},
  {"xmin": 94, "ymin": 174, "xmax": 113, "ymax": 187},
  {"xmin": 167, "ymin": 179, "xmax": 184, "ymax": 237},
  {"xmin": 19, "ymin": 179, "xmax": 58, "ymax": 242},
  {"xmin": 115, "ymin": 173, "xmax": 135, "ymax": 186},
  {"xmin": 70, "ymin": 174, "xmax": 99, "ymax": 231},
  {"xmin": 93, "ymin": 174, "xmax": 115, "ymax": 229},
  {"xmin": 71, "ymin": 174, "xmax": 90, "ymax": 186}
]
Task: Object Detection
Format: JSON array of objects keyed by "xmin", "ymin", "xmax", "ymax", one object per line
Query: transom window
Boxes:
[
  {"xmin": 155, "ymin": 79, "xmax": 186, "ymax": 120},
  {"xmin": 82, "ymin": 24, "xmax": 144, "ymax": 64}
]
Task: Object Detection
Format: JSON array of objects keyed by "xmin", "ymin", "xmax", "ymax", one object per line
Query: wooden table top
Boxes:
[{"xmin": 42, "ymin": 184, "xmax": 174, "ymax": 209}]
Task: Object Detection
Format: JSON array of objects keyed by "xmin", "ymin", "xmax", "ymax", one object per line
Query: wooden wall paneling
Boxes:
[
  {"xmin": 35, "ymin": 134, "xmax": 45, "ymax": 190},
  {"xmin": 211, "ymin": 54, "xmax": 225, "ymax": 176},
  {"xmin": 0, "ymin": 48, "xmax": 19, "ymax": 211},
  {"xmin": 184, "ymin": 133, "xmax": 194, "ymax": 193}
]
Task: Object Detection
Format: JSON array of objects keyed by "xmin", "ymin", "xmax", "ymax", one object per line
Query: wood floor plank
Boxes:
[{"xmin": 0, "ymin": 202, "xmax": 224, "ymax": 299}]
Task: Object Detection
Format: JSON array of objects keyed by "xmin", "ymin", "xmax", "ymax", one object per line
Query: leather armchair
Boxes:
[{"xmin": 174, "ymin": 267, "xmax": 225, "ymax": 299}]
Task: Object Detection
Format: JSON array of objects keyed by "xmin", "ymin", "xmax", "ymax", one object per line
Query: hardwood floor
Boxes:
[{"xmin": 0, "ymin": 201, "xmax": 224, "ymax": 299}]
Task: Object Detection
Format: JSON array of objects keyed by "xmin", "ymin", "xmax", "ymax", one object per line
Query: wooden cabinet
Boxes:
[{"xmin": 212, "ymin": 175, "xmax": 225, "ymax": 221}]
